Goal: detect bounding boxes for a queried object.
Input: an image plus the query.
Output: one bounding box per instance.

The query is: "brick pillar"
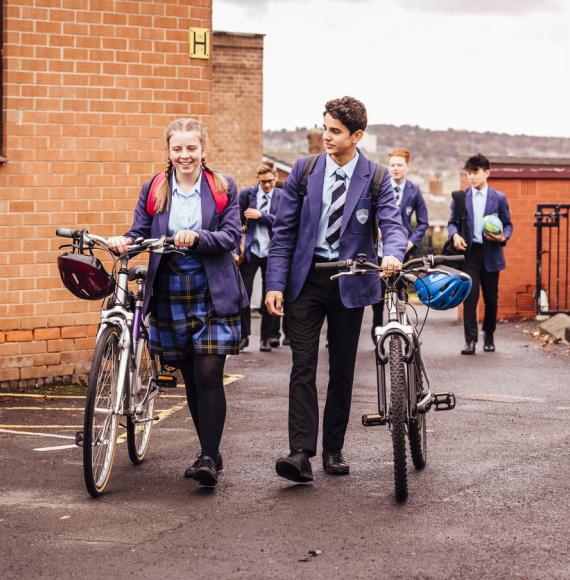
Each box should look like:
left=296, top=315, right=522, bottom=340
left=210, top=32, right=264, bottom=190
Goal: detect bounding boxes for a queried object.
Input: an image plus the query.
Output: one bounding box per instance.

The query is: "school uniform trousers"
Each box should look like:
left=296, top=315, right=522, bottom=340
left=239, top=185, right=283, bottom=341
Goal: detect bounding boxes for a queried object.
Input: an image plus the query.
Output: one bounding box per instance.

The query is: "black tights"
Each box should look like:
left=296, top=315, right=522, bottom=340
left=179, top=354, right=226, bottom=459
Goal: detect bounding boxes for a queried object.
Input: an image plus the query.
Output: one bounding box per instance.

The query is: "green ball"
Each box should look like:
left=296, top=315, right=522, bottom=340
left=483, top=214, right=503, bottom=235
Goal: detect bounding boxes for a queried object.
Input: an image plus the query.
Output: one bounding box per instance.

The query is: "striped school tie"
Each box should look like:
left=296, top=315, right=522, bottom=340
left=325, top=168, right=347, bottom=250
left=258, top=193, right=270, bottom=213
left=394, top=185, right=401, bottom=206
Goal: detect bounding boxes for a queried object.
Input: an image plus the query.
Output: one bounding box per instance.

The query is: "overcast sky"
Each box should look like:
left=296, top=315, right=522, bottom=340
left=213, top=0, right=570, bottom=138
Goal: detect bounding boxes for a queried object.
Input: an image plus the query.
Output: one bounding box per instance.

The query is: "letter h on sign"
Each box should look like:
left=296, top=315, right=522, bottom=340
left=189, top=28, right=210, bottom=60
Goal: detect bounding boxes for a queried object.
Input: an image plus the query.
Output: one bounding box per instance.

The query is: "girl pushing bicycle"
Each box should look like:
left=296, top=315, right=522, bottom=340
left=109, top=118, right=248, bottom=487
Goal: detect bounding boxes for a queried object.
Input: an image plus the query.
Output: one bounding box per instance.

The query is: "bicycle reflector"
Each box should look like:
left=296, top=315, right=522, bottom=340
left=58, top=253, right=115, bottom=300
left=415, top=269, right=472, bottom=310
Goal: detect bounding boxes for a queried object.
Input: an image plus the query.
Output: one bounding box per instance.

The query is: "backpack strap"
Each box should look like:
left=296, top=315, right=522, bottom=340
left=145, top=169, right=229, bottom=218
left=451, top=189, right=467, bottom=238
left=145, top=172, right=166, bottom=218
left=298, top=154, right=319, bottom=199
left=369, top=163, right=387, bottom=248
left=203, top=169, right=230, bottom=215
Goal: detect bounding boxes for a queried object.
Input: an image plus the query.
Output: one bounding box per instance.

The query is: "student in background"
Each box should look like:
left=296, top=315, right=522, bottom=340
left=448, top=153, right=513, bottom=355
left=372, top=148, right=429, bottom=333
left=238, top=161, right=284, bottom=352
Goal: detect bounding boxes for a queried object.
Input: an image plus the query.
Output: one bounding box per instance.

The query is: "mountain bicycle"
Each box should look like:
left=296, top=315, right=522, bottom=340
left=316, top=253, right=468, bottom=501
left=56, top=229, right=179, bottom=498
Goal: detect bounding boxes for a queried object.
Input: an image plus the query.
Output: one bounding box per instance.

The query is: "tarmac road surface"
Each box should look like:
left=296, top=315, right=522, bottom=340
left=1, top=308, right=569, bottom=579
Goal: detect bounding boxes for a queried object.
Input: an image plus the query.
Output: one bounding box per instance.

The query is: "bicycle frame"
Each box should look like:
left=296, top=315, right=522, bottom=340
left=372, top=280, right=430, bottom=424
left=95, top=256, right=157, bottom=419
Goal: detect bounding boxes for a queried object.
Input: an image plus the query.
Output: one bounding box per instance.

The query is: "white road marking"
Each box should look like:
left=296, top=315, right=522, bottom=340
left=459, top=394, right=545, bottom=404
left=0, top=428, right=76, bottom=440
left=2, top=374, right=245, bottom=451
left=1, top=407, right=82, bottom=412
left=34, top=444, right=78, bottom=452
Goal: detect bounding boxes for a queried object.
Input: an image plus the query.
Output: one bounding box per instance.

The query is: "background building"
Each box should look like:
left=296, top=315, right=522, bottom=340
left=0, top=0, right=264, bottom=387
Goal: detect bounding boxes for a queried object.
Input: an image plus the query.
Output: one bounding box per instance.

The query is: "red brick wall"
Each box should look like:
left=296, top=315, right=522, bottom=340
left=490, top=177, right=570, bottom=319
left=0, top=0, right=213, bottom=387
left=210, top=32, right=264, bottom=190
left=458, top=163, right=570, bottom=320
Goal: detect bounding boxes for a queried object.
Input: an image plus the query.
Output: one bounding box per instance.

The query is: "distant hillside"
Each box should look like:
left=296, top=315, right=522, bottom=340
left=264, top=125, right=570, bottom=191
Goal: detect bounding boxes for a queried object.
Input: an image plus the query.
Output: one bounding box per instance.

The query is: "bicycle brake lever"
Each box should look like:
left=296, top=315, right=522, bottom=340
left=330, top=269, right=367, bottom=280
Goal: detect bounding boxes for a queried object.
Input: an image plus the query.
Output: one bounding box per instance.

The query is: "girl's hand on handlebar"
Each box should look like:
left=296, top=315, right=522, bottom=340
left=108, top=236, right=132, bottom=255
left=174, top=230, right=200, bottom=248
left=380, top=255, right=403, bottom=277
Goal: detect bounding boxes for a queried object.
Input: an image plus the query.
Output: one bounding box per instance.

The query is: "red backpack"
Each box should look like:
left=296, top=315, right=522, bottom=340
left=145, top=170, right=229, bottom=218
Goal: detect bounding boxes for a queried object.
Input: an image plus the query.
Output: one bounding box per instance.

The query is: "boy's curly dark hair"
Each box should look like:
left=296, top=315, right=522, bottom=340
left=323, top=96, right=367, bottom=134
left=464, top=153, right=490, bottom=172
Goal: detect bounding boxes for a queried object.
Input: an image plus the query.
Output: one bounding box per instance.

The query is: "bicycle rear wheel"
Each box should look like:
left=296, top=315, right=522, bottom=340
left=83, top=325, right=121, bottom=498
left=409, top=357, right=427, bottom=469
left=389, top=336, right=408, bottom=502
left=126, top=336, right=158, bottom=465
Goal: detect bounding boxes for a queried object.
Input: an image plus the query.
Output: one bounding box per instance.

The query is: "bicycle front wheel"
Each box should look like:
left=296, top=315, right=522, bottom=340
left=408, top=357, right=427, bottom=470
left=83, top=325, right=121, bottom=498
left=389, top=336, right=408, bottom=502
left=126, top=336, right=157, bottom=465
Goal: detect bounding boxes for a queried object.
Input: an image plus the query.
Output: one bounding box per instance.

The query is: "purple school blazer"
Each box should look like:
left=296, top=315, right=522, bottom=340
left=238, top=185, right=282, bottom=263
left=124, top=173, right=249, bottom=317
left=266, top=152, right=408, bottom=308
left=447, top=186, right=513, bottom=273
left=398, top=181, right=429, bottom=248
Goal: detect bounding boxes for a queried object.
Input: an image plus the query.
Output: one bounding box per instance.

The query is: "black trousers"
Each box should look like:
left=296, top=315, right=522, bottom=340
left=239, top=255, right=280, bottom=341
left=463, top=244, right=500, bottom=343
left=286, top=266, right=364, bottom=456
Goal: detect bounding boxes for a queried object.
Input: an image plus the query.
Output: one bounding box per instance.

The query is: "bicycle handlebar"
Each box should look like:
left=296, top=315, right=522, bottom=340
left=314, top=254, right=465, bottom=273
left=56, top=228, right=80, bottom=238
left=56, top=229, right=191, bottom=255
left=314, top=260, right=350, bottom=270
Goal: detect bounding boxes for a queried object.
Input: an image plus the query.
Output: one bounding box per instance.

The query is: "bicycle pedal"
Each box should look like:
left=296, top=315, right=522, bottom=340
left=75, top=431, right=84, bottom=447
left=362, top=413, right=386, bottom=426
left=155, top=374, right=177, bottom=389
left=432, top=392, right=456, bottom=411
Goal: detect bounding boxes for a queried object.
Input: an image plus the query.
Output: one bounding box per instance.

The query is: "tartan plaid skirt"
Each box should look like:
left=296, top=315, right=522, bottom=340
left=149, top=255, right=240, bottom=362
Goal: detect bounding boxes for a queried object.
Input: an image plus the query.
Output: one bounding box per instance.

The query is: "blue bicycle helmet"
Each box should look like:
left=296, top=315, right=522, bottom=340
left=415, top=269, right=472, bottom=310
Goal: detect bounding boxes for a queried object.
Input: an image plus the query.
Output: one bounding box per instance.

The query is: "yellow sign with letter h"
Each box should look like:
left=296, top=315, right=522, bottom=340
left=189, top=28, right=210, bottom=59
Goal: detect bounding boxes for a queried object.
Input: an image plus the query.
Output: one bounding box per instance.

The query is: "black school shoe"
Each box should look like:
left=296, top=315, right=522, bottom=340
left=323, top=450, right=350, bottom=476
left=275, top=449, right=313, bottom=483
left=483, top=333, right=495, bottom=352
left=239, top=337, right=249, bottom=351
left=184, top=452, right=223, bottom=479
left=461, top=341, right=476, bottom=355
left=193, top=456, right=218, bottom=487
left=269, top=336, right=280, bottom=348
left=260, top=340, right=272, bottom=352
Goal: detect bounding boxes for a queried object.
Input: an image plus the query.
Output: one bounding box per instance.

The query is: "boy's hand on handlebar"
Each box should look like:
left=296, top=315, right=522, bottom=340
left=265, top=291, right=285, bottom=317
left=380, top=255, right=403, bottom=277
left=174, top=230, right=199, bottom=248
left=108, top=236, right=132, bottom=254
